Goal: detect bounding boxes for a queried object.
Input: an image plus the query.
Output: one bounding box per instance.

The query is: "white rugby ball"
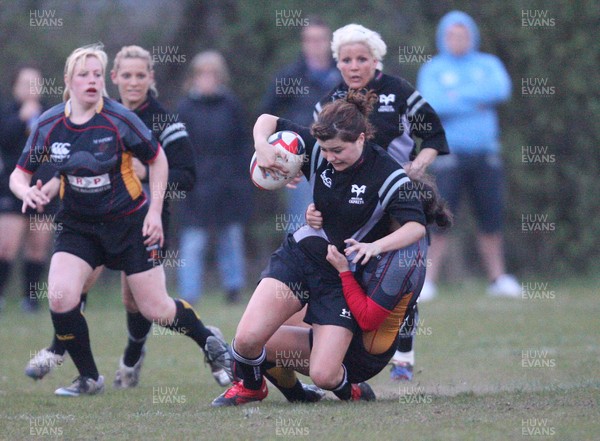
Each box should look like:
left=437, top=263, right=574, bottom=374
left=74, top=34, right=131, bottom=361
left=250, top=130, right=306, bottom=190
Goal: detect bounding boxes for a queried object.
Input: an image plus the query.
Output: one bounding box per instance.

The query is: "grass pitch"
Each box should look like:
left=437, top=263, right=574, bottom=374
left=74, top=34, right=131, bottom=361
left=0, top=275, right=598, bottom=440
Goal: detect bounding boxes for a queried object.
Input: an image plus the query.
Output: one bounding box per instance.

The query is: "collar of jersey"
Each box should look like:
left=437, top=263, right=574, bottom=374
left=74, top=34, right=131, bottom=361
left=118, top=93, right=151, bottom=114
left=364, top=70, right=383, bottom=90
left=64, top=97, right=104, bottom=117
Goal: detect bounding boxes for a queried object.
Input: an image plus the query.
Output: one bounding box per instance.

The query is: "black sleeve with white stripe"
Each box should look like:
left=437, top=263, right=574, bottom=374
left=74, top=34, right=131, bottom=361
left=403, top=81, right=449, bottom=156
left=313, top=85, right=339, bottom=122
left=347, top=165, right=426, bottom=246
left=312, top=100, right=322, bottom=122
left=386, top=179, right=427, bottom=227
left=159, top=121, right=196, bottom=192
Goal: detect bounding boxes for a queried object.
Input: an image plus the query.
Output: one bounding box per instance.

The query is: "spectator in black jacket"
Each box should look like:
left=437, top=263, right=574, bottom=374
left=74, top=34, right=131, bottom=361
left=0, top=64, right=56, bottom=313
left=259, top=17, right=341, bottom=233
left=177, top=50, right=252, bottom=304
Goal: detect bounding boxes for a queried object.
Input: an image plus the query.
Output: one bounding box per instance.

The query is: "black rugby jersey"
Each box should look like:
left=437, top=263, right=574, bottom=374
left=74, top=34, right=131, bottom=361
left=132, top=95, right=195, bottom=225
left=133, top=94, right=195, bottom=192
left=277, top=118, right=425, bottom=253
left=0, top=100, right=55, bottom=194
left=17, top=97, right=160, bottom=221
left=1, top=101, right=34, bottom=185
left=315, top=71, right=449, bottom=164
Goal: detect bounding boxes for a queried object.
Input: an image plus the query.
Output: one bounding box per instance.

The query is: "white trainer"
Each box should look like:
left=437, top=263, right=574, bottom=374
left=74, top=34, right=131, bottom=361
left=55, top=375, right=105, bottom=397
left=205, top=325, right=233, bottom=387
left=418, top=280, right=438, bottom=302
left=113, top=349, right=145, bottom=389
left=488, top=274, right=521, bottom=298
left=25, top=348, right=65, bottom=380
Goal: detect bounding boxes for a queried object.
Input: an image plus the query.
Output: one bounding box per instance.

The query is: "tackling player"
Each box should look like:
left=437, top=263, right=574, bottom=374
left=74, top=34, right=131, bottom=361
left=212, top=91, right=437, bottom=406
left=314, top=24, right=450, bottom=381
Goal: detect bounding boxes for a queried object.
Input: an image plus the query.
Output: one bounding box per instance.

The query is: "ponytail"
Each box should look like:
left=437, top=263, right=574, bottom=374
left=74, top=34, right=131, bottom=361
left=311, top=90, right=377, bottom=142
left=409, top=174, right=453, bottom=228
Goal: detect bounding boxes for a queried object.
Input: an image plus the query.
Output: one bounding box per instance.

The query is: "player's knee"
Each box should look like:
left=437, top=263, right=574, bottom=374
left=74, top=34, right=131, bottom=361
left=0, top=248, right=16, bottom=260
left=310, top=367, right=341, bottom=390
left=233, top=331, right=264, bottom=358
left=47, top=285, right=81, bottom=312
left=121, top=294, right=138, bottom=313
left=121, top=283, right=138, bottom=313
left=24, top=248, right=47, bottom=260
left=136, top=297, right=173, bottom=323
left=136, top=305, right=162, bottom=323
left=81, top=277, right=95, bottom=293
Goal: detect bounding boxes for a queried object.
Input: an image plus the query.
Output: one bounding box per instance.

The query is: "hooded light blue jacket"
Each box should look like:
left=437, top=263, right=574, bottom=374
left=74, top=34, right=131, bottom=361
left=417, top=11, right=511, bottom=154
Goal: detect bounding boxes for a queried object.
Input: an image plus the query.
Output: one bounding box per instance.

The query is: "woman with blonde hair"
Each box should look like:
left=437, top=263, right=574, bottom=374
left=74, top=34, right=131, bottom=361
left=11, top=43, right=230, bottom=396
left=314, top=23, right=450, bottom=381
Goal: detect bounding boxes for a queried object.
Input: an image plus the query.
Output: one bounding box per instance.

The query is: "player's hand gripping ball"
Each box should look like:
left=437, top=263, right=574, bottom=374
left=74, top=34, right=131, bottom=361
left=250, top=130, right=305, bottom=190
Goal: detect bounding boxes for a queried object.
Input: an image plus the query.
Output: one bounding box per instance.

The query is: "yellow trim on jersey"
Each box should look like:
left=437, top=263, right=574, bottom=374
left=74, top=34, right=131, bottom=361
left=121, top=152, right=143, bottom=201
left=60, top=176, right=65, bottom=199
left=64, top=97, right=104, bottom=117
left=362, top=293, right=412, bottom=355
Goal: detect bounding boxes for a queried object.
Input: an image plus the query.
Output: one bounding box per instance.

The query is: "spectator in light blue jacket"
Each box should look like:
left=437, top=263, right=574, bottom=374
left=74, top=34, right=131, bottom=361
left=417, top=10, right=520, bottom=300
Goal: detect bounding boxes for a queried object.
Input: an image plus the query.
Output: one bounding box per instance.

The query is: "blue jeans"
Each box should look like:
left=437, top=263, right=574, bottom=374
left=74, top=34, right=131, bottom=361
left=178, top=223, right=245, bottom=303
left=430, top=152, right=505, bottom=234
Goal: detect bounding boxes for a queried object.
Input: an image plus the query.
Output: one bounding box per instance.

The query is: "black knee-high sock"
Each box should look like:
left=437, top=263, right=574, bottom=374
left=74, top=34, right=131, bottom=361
left=231, top=340, right=265, bottom=390
left=163, top=299, right=213, bottom=349
left=397, top=335, right=413, bottom=352
left=332, top=364, right=352, bottom=400
left=23, top=260, right=45, bottom=303
left=397, top=305, right=417, bottom=353
left=50, top=305, right=99, bottom=380
left=80, top=292, right=88, bottom=312
left=123, top=311, right=152, bottom=367
left=48, top=334, right=66, bottom=356
left=48, top=291, right=89, bottom=356
left=0, top=259, right=13, bottom=298
left=264, top=366, right=307, bottom=402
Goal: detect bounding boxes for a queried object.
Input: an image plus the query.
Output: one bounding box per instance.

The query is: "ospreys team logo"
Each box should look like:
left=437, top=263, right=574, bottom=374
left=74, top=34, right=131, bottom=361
left=349, top=184, right=366, bottom=204
left=378, top=94, right=395, bottom=112
left=351, top=184, right=366, bottom=197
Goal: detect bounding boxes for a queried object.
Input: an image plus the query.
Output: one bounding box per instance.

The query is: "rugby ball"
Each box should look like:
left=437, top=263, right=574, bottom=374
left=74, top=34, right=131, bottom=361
left=250, top=130, right=306, bottom=190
